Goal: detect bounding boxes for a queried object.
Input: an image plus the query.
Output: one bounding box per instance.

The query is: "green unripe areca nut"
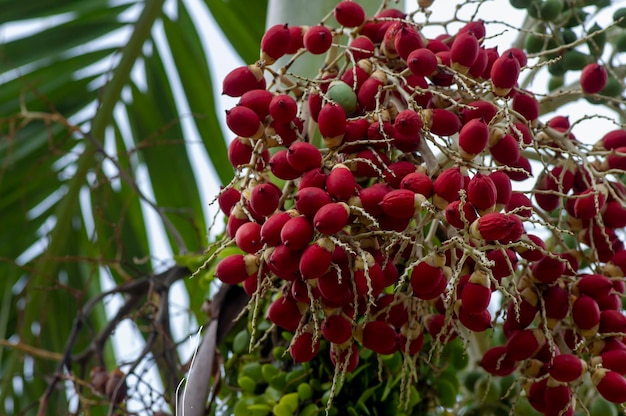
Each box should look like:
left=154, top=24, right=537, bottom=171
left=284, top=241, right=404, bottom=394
left=616, top=32, right=626, bottom=53
left=326, top=80, right=357, bottom=115
left=614, top=8, right=626, bottom=29
left=540, top=0, right=562, bottom=22
left=509, top=0, right=532, bottom=8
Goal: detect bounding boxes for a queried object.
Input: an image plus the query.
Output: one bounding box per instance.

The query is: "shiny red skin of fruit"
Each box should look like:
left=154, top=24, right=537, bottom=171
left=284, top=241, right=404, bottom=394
left=457, top=307, right=492, bottom=332
left=380, top=189, right=417, bottom=219
left=505, top=192, right=533, bottom=218
left=225, top=106, right=261, bottom=138
left=574, top=188, right=606, bottom=220
left=581, top=63, right=608, bottom=94
left=445, top=200, right=478, bottom=229
left=549, top=354, right=585, bottom=382
left=433, top=167, right=464, bottom=205
left=300, top=243, right=333, bottom=280
left=468, top=46, right=488, bottom=78
left=480, top=346, right=517, bottom=376
left=215, top=254, right=250, bottom=285
left=357, top=76, right=385, bottom=111
left=400, top=172, right=433, bottom=198
left=596, top=370, right=626, bottom=403
left=601, top=129, right=626, bottom=150
left=268, top=244, right=303, bottom=280
left=268, top=295, right=302, bottom=331
left=410, top=261, right=444, bottom=295
left=600, top=310, right=626, bottom=334
left=290, top=331, right=320, bottom=363
left=474, top=213, right=524, bottom=243
left=489, top=133, right=520, bottom=165
left=576, top=274, right=613, bottom=299
left=303, top=25, right=333, bottom=55
left=314, top=203, right=349, bottom=235
left=359, top=183, right=391, bottom=217
left=429, top=109, right=461, bottom=136
left=544, top=384, right=573, bottom=416
left=467, top=173, right=497, bottom=211
left=362, top=321, right=398, bottom=354
left=318, top=268, right=352, bottom=305
left=298, top=168, right=327, bottom=190
left=294, top=187, right=332, bottom=218
left=504, top=155, right=533, bottom=181
left=460, top=100, right=497, bottom=124
left=383, top=161, right=416, bottom=189
left=542, top=284, right=569, bottom=321
left=249, top=183, right=281, bottom=217
left=531, top=255, right=565, bottom=284
left=287, top=142, right=322, bottom=173
left=459, top=118, right=489, bottom=156
left=238, top=89, right=273, bottom=119
left=490, top=52, right=520, bottom=95
left=461, top=281, right=491, bottom=314
left=488, top=171, right=512, bottom=206
left=334, top=1, right=365, bottom=28
left=261, top=24, right=291, bottom=62
left=451, top=32, right=479, bottom=70
left=406, top=48, right=437, bottom=76
left=269, top=94, right=297, bottom=123
left=393, top=24, right=424, bottom=61
left=286, top=25, right=304, bottom=54
left=222, top=66, right=262, bottom=97
left=322, top=314, right=353, bottom=344
left=572, top=295, right=601, bottom=330
left=318, top=103, right=347, bottom=139
left=234, top=222, right=262, bottom=254
left=280, top=216, right=314, bottom=250
left=260, top=212, right=292, bottom=247
left=347, top=36, right=375, bottom=61
left=218, top=187, right=241, bottom=216
left=486, top=248, right=518, bottom=281
left=269, top=149, right=301, bottom=180
left=327, top=166, right=357, bottom=200
left=512, top=91, right=539, bottom=122
left=600, top=350, right=626, bottom=375
left=603, top=201, right=626, bottom=228
left=505, top=329, right=543, bottom=361
left=330, top=342, right=359, bottom=372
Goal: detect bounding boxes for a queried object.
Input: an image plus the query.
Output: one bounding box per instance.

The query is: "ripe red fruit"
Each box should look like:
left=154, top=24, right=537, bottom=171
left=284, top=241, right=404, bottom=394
left=573, top=186, right=607, bottom=219
left=596, top=350, right=626, bottom=375
left=581, top=63, right=608, bottom=94
left=480, top=346, right=517, bottom=376
left=410, top=255, right=446, bottom=295
left=300, top=238, right=334, bottom=279
left=290, top=330, right=320, bottom=363
left=598, top=129, right=626, bottom=151
left=383, top=161, right=417, bottom=188
left=593, top=368, right=626, bottom=403
left=267, top=244, right=303, bottom=280
left=303, top=25, right=333, bottom=55
left=280, top=216, right=314, bottom=250
left=318, top=103, right=347, bottom=147
left=287, top=142, right=322, bottom=173
left=225, top=106, right=263, bottom=138
left=330, top=342, right=359, bottom=372
left=393, top=24, right=424, bottom=60
left=260, top=24, right=291, bottom=64
left=425, top=108, right=461, bottom=136
left=269, top=149, right=301, bottom=180
left=467, top=173, right=497, bottom=212
left=433, top=167, right=464, bottom=209
left=506, top=328, right=545, bottom=361
left=542, top=284, right=569, bottom=324
left=298, top=168, right=327, bottom=190
left=347, top=36, right=375, bottom=61
left=549, top=354, right=587, bottom=383
left=470, top=212, right=524, bottom=243
left=461, top=270, right=491, bottom=314
left=269, top=94, right=297, bottom=123
left=512, top=91, right=539, bottom=123
left=361, top=320, right=398, bottom=354
left=490, top=52, right=520, bottom=96
left=238, top=89, right=273, bottom=119
left=456, top=305, right=492, bottom=332
left=451, top=32, right=479, bottom=73
left=406, top=48, right=437, bottom=76
left=268, top=295, right=302, bottom=331
left=544, top=384, right=573, bottom=416
left=400, top=172, right=433, bottom=198
left=572, top=295, right=601, bottom=335
left=286, top=25, right=304, bottom=54
left=326, top=164, right=356, bottom=201
left=249, top=183, right=281, bottom=217
left=318, top=268, right=352, bottom=305
left=234, top=222, right=262, bottom=254
left=357, top=75, right=385, bottom=111
left=599, top=309, right=626, bottom=334
left=575, top=274, right=613, bottom=299
left=603, top=200, right=626, bottom=228
left=260, top=211, right=292, bottom=247
left=505, top=192, right=533, bottom=218
left=489, top=130, right=521, bottom=165
left=380, top=189, right=424, bottom=219
left=294, top=187, right=332, bottom=218
left=531, top=255, right=566, bottom=284
left=486, top=248, right=518, bottom=281
left=215, top=254, right=258, bottom=285
left=222, top=65, right=264, bottom=97
left=445, top=200, right=478, bottom=229
left=458, top=118, right=489, bottom=159
left=322, top=314, right=353, bottom=344
left=314, top=202, right=350, bottom=235
left=218, top=187, right=241, bottom=216
left=334, top=1, right=365, bottom=28
left=489, top=171, right=512, bottom=208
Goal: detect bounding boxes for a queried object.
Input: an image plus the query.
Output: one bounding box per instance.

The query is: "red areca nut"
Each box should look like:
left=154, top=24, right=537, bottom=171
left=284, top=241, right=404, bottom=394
left=222, top=64, right=264, bottom=97
left=318, top=103, right=347, bottom=148
left=393, top=24, right=424, bottom=61
left=592, top=350, right=626, bottom=375
left=592, top=368, right=626, bottom=403
left=379, top=189, right=426, bottom=219
left=321, top=313, right=353, bottom=344
left=400, top=171, right=433, bottom=198
left=360, top=320, right=398, bottom=354
left=334, top=1, right=365, bottom=28
left=445, top=200, right=478, bottom=229
left=326, top=164, right=357, bottom=201
left=433, top=167, right=465, bottom=209
left=225, top=106, right=264, bottom=138
left=347, top=38, right=375, bottom=64
left=238, top=89, right=273, bottom=119
left=280, top=216, right=314, bottom=250
left=490, top=51, right=520, bottom=96
left=467, top=173, right=497, bottom=213
left=505, top=328, right=546, bottom=361
left=549, top=354, right=587, bottom=383
left=461, top=269, right=491, bottom=314
left=290, top=329, right=320, bottom=363
left=287, top=142, right=322, bottom=173
left=358, top=183, right=391, bottom=217
left=480, top=346, right=517, bottom=376
left=455, top=302, right=492, bottom=332
left=458, top=118, right=489, bottom=160
left=581, top=63, right=608, bottom=94
left=234, top=222, right=263, bottom=254
left=406, top=48, right=438, bottom=77
left=450, top=31, right=479, bottom=74
left=260, top=24, right=291, bottom=64
left=300, top=237, right=335, bottom=280
left=572, top=295, right=601, bottom=336
left=573, top=185, right=608, bottom=220
left=488, top=127, right=521, bottom=165
left=512, top=91, right=539, bottom=124
left=506, top=192, right=533, bottom=218
left=469, top=212, right=524, bottom=243
left=314, top=202, right=350, bottom=235
left=303, top=25, right=333, bottom=55
left=260, top=211, right=293, bottom=246
left=595, top=129, right=626, bottom=151
left=268, top=295, right=303, bottom=331
left=294, top=187, right=331, bottom=218
left=423, top=108, right=461, bottom=136
left=215, top=254, right=259, bottom=285
left=269, top=93, right=297, bottom=124
left=410, top=253, right=447, bottom=295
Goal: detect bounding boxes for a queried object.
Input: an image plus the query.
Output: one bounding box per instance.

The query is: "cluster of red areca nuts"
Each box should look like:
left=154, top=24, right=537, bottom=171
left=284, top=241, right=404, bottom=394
left=211, top=0, right=626, bottom=413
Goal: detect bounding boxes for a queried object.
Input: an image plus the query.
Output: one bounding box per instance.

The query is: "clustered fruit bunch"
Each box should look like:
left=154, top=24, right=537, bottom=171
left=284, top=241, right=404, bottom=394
left=208, top=0, right=626, bottom=414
